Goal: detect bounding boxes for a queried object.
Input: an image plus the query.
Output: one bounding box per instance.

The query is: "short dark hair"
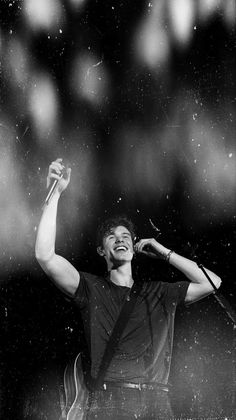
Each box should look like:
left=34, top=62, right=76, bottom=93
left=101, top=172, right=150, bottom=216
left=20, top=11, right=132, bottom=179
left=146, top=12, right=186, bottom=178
left=96, top=215, right=137, bottom=247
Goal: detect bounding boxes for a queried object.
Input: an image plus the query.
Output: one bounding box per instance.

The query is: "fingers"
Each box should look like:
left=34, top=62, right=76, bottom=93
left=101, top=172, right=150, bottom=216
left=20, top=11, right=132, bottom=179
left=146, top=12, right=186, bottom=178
left=49, top=159, right=65, bottom=176
left=64, top=167, right=71, bottom=182
left=134, top=238, right=161, bottom=259
left=46, top=172, right=62, bottom=189
left=134, top=238, right=151, bottom=253
left=47, top=159, right=71, bottom=189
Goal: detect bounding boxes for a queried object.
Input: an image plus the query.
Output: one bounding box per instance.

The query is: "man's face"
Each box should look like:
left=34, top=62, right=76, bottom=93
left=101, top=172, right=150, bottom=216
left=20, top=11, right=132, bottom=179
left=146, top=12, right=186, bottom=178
left=99, top=225, right=134, bottom=267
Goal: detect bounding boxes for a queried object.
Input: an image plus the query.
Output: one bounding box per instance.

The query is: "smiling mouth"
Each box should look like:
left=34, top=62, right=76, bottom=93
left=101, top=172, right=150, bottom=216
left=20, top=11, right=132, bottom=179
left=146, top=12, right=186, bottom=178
left=114, top=246, right=128, bottom=252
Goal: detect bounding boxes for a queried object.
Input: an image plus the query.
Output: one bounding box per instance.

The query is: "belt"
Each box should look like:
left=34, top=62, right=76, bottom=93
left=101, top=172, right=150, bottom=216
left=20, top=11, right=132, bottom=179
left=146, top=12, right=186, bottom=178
left=101, top=381, right=169, bottom=392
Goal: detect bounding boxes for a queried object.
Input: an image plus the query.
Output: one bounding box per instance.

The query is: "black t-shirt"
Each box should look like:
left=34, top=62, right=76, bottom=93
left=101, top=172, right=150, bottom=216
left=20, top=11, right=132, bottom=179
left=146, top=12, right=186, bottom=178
left=73, top=272, right=189, bottom=384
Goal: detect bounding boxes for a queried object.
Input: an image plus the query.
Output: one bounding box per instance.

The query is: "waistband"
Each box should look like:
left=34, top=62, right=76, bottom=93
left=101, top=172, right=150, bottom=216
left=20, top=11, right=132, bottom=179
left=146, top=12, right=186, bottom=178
left=100, top=381, right=169, bottom=392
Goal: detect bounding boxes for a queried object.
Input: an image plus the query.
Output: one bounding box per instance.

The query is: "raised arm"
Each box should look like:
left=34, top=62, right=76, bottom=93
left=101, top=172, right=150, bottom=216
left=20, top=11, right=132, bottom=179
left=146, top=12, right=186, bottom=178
left=35, top=158, right=80, bottom=297
left=135, top=238, right=222, bottom=304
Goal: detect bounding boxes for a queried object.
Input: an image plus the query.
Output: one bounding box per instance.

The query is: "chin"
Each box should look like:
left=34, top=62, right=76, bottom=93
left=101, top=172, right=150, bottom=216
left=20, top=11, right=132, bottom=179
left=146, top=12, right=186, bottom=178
left=116, top=256, right=133, bottom=264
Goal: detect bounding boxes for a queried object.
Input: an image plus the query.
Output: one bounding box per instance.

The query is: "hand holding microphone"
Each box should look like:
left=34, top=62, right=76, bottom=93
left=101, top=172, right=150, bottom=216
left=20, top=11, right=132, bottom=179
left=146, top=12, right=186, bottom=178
left=45, top=158, right=71, bottom=205
left=134, top=238, right=172, bottom=261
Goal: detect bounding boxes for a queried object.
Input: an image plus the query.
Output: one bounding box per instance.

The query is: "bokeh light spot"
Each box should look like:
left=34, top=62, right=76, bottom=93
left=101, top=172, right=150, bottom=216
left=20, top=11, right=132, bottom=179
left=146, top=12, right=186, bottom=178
left=134, top=1, right=170, bottom=69
left=70, top=53, right=110, bottom=107
left=23, top=0, right=63, bottom=32
left=28, top=73, right=59, bottom=142
left=168, top=0, right=195, bottom=46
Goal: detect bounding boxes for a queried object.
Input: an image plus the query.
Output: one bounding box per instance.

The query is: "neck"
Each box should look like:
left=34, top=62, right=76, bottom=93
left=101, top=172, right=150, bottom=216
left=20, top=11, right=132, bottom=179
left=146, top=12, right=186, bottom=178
left=108, top=262, right=133, bottom=288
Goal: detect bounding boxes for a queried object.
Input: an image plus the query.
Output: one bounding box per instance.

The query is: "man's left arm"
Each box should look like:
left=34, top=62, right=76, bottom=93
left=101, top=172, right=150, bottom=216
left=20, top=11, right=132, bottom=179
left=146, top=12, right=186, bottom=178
left=135, top=238, right=222, bottom=304
left=167, top=252, right=221, bottom=304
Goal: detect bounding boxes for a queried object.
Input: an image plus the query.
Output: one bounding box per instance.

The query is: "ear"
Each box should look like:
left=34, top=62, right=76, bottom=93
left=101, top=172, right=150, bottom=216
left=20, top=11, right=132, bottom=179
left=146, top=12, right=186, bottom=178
left=97, top=246, right=105, bottom=257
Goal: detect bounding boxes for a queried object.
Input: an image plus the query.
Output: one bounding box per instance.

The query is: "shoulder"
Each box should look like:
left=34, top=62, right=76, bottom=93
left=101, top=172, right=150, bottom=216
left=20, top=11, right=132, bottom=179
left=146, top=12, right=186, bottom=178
left=73, top=271, right=107, bottom=300
left=79, top=271, right=107, bottom=287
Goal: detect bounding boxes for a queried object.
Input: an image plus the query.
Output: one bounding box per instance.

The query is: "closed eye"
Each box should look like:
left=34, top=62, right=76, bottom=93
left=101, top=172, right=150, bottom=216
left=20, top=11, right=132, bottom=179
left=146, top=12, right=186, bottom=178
left=107, top=235, right=115, bottom=240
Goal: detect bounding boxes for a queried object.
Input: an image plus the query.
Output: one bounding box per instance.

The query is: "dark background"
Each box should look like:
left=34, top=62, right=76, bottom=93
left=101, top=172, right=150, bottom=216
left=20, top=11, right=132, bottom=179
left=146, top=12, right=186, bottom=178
left=0, top=0, right=235, bottom=419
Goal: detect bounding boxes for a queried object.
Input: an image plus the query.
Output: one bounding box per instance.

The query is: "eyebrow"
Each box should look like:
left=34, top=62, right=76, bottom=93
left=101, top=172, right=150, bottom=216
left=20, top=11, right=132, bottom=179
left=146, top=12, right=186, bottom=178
left=106, top=229, right=131, bottom=236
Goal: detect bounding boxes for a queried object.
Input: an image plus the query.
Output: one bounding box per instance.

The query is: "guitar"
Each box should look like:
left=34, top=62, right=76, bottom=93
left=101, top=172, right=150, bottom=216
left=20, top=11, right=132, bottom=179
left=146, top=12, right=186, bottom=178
left=62, top=353, right=89, bottom=420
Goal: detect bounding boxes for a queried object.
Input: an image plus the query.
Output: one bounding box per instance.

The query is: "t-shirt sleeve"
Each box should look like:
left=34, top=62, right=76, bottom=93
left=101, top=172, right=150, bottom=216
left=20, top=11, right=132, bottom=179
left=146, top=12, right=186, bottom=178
left=163, top=280, right=190, bottom=307
left=73, top=271, right=91, bottom=308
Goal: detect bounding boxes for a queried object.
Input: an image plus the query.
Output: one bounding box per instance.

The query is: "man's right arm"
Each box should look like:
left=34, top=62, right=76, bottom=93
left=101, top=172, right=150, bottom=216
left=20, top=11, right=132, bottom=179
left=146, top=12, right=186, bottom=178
left=35, top=159, right=80, bottom=297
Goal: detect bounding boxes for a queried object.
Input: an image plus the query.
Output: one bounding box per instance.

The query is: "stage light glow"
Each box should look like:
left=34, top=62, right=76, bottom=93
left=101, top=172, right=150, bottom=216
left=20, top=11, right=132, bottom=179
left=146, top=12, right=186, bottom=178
left=168, top=0, right=195, bottom=46
left=0, top=28, right=3, bottom=56
left=198, top=0, right=222, bottom=20
left=134, top=20, right=170, bottom=69
left=134, top=0, right=170, bottom=70
left=6, top=37, right=29, bottom=88
left=113, top=92, right=236, bottom=221
left=68, top=0, right=87, bottom=9
left=188, top=120, right=236, bottom=210
left=0, top=121, right=31, bottom=263
left=224, top=0, right=236, bottom=27
left=23, top=0, right=63, bottom=32
left=28, top=73, right=59, bottom=142
left=113, top=126, right=176, bottom=201
left=70, top=53, right=110, bottom=106
left=50, top=129, right=99, bottom=247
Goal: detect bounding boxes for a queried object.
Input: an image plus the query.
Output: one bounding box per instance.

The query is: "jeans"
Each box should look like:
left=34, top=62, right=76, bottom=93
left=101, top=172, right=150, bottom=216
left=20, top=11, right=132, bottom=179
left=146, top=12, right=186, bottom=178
left=86, top=386, right=174, bottom=420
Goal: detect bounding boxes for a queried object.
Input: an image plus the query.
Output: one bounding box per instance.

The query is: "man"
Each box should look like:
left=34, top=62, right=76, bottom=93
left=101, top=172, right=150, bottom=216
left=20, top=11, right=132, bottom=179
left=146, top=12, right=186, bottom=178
left=35, top=158, right=222, bottom=419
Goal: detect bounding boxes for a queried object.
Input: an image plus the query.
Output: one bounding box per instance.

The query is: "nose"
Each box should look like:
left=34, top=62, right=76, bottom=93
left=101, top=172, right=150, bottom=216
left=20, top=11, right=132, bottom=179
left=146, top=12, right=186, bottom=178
left=115, top=235, right=123, bottom=243
left=115, top=237, right=122, bottom=243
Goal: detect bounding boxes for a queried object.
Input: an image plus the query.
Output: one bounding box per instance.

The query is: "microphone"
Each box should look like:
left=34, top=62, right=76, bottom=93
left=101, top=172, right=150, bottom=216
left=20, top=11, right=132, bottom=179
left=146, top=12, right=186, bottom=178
left=44, top=168, right=66, bottom=205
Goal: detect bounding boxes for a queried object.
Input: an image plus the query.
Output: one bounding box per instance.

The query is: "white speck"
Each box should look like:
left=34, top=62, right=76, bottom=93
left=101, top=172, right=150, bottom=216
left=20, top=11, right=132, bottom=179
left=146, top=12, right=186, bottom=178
left=194, top=159, right=197, bottom=163
left=229, top=153, right=233, bottom=158
left=86, top=59, right=103, bottom=78
left=59, top=29, right=62, bottom=33
left=194, top=26, right=197, bottom=30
